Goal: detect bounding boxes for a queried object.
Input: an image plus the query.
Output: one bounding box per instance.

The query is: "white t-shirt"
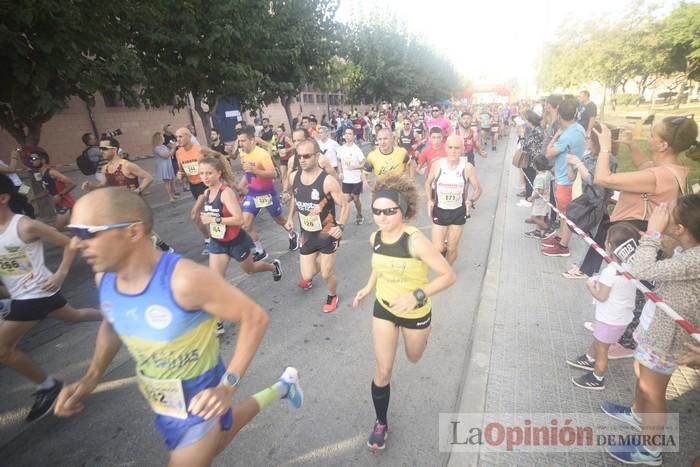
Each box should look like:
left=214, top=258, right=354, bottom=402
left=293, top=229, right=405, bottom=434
left=0, top=161, right=22, bottom=187
left=319, top=138, right=340, bottom=168
left=594, top=263, right=637, bottom=325
left=338, top=144, right=365, bottom=184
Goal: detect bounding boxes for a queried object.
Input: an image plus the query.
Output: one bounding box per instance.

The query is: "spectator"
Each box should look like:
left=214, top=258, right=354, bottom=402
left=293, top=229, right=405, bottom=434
left=209, top=128, right=227, bottom=155
left=603, top=195, right=700, bottom=466
left=566, top=223, right=640, bottom=390
left=524, top=156, right=552, bottom=239
left=81, top=133, right=105, bottom=182
left=152, top=132, right=177, bottom=204
left=542, top=97, right=587, bottom=257
left=518, top=111, right=544, bottom=202
left=1, top=148, right=23, bottom=188
left=578, top=90, right=597, bottom=135
left=162, top=124, right=180, bottom=191
left=261, top=118, right=274, bottom=142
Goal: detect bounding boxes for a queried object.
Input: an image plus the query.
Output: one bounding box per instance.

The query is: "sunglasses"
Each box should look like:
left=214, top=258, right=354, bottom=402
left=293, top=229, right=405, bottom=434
left=67, top=222, right=142, bottom=240
left=669, top=115, right=693, bottom=144
left=372, top=207, right=401, bottom=216
left=432, top=109, right=440, bottom=112
left=99, top=146, right=114, bottom=151
left=297, top=152, right=315, bottom=159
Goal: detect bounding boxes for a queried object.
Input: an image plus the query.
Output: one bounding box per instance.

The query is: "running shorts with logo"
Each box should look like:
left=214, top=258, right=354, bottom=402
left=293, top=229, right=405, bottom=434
left=242, top=191, right=282, bottom=217
left=99, top=252, right=233, bottom=450
left=208, top=230, right=255, bottom=261
left=300, top=233, right=339, bottom=256
left=3, top=292, right=68, bottom=321
left=373, top=299, right=431, bottom=329
left=342, top=182, right=363, bottom=195
left=432, top=205, right=468, bottom=226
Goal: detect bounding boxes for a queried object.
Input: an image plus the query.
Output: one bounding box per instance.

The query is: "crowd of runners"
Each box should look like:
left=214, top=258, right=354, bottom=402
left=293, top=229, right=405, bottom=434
left=1, top=97, right=699, bottom=466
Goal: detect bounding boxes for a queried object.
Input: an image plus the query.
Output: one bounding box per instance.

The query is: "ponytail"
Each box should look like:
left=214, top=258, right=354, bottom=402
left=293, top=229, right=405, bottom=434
left=199, top=149, right=237, bottom=186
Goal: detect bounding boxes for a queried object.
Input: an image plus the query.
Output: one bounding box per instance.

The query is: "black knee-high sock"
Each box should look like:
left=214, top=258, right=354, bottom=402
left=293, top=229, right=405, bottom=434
left=371, top=380, right=390, bottom=425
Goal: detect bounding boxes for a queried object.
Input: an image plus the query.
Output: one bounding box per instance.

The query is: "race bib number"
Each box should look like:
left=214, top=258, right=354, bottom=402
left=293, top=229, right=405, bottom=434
left=438, top=190, right=463, bottom=209
left=491, top=126, right=498, bottom=133
left=209, top=222, right=226, bottom=240
left=298, top=212, right=322, bottom=232
left=182, top=161, right=199, bottom=176
left=0, top=251, right=33, bottom=276
left=254, top=194, right=273, bottom=208
left=137, top=373, right=188, bottom=420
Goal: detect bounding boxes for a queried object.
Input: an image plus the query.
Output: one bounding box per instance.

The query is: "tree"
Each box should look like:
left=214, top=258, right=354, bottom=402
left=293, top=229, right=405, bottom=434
left=658, top=2, right=700, bottom=108
left=0, top=0, right=143, bottom=146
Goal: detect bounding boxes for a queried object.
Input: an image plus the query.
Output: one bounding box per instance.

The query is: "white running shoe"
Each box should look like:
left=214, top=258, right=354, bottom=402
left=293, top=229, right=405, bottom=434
left=280, top=367, right=303, bottom=409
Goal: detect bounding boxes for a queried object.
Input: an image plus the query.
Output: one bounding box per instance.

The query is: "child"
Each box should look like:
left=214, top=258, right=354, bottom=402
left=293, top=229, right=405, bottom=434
left=566, top=222, right=640, bottom=389
left=524, top=156, right=552, bottom=239
left=602, top=195, right=700, bottom=465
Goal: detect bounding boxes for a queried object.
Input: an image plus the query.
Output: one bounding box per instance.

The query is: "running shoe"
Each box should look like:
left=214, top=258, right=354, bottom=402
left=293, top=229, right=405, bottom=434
left=288, top=231, right=299, bottom=251
left=323, top=295, right=339, bottom=313
left=608, top=343, right=635, bottom=360
left=356, top=214, right=365, bottom=225
left=600, top=401, right=642, bottom=431
left=541, top=235, right=561, bottom=247
left=367, top=420, right=388, bottom=450
left=216, top=320, right=225, bottom=336
left=584, top=321, right=595, bottom=332
left=606, top=442, right=662, bottom=466
left=253, top=250, right=269, bottom=262
left=297, top=278, right=313, bottom=291
left=562, top=267, right=587, bottom=279
left=543, top=229, right=558, bottom=239
left=524, top=230, right=545, bottom=239
left=572, top=372, right=605, bottom=390
left=272, top=259, right=282, bottom=282
left=279, top=367, right=303, bottom=409
left=26, top=380, right=63, bottom=422
left=542, top=244, right=570, bottom=257
left=566, top=354, right=595, bottom=371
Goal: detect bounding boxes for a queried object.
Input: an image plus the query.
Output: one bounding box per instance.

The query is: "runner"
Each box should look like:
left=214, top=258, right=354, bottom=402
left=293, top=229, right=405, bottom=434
left=364, top=128, right=413, bottom=182
left=425, top=106, right=452, bottom=136
left=424, top=135, right=482, bottom=265
left=0, top=174, right=102, bottom=422
left=490, top=107, right=500, bottom=151
left=275, top=125, right=293, bottom=192
left=338, top=127, right=369, bottom=225
left=284, top=128, right=338, bottom=183
left=455, top=112, right=485, bottom=166
left=286, top=139, right=349, bottom=312
left=174, top=128, right=210, bottom=256
left=396, top=118, right=420, bottom=166
left=479, top=107, right=492, bottom=150
left=55, top=187, right=303, bottom=466
left=27, top=147, right=76, bottom=231
left=352, top=174, right=456, bottom=450
left=416, top=127, right=447, bottom=176
left=81, top=136, right=153, bottom=195
left=237, top=125, right=299, bottom=261
left=316, top=125, right=340, bottom=174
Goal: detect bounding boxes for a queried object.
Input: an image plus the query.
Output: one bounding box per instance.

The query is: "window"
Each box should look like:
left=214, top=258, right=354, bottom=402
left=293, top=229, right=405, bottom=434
left=316, top=94, right=326, bottom=103
left=329, top=94, right=340, bottom=106
left=102, top=88, right=123, bottom=108
left=302, top=93, right=315, bottom=104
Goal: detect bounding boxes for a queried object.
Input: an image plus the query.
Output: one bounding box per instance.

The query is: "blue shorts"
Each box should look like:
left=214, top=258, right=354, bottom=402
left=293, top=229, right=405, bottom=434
left=207, top=230, right=255, bottom=262
left=155, top=359, right=233, bottom=451
left=241, top=191, right=282, bottom=218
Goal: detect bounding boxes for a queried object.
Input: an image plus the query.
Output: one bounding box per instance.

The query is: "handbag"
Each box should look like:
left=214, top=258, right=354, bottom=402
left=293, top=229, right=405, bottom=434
left=566, top=184, right=605, bottom=233
left=511, top=146, right=528, bottom=168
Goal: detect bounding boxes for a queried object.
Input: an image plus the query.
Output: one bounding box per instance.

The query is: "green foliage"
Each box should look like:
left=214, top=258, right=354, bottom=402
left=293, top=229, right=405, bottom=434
left=615, top=93, right=645, bottom=105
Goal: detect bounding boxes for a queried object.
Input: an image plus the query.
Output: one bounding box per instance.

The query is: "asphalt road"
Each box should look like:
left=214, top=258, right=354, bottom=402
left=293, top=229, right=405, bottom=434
left=0, top=137, right=509, bottom=466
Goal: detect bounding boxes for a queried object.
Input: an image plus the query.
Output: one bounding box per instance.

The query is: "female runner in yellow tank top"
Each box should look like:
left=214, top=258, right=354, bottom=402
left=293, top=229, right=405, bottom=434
left=352, top=174, right=456, bottom=450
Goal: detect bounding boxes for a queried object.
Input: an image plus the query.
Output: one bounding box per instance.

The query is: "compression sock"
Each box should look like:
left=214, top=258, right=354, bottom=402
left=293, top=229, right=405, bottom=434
left=371, top=380, right=390, bottom=425
left=252, top=381, right=287, bottom=410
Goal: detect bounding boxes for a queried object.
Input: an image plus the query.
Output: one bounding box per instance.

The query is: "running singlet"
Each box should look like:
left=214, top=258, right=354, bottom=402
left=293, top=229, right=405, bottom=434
left=38, top=167, right=75, bottom=209
left=371, top=226, right=430, bottom=320
left=0, top=214, right=54, bottom=299
left=480, top=113, right=491, bottom=129
left=276, top=137, right=292, bottom=161
left=105, top=161, right=139, bottom=190
left=398, top=129, right=416, bottom=155
left=240, top=146, right=276, bottom=194
left=458, top=127, right=476, bottom=154
left=203, top=184, right=241, bottom=242
left=293, top=170, right=336, bottom=234
left=364, top=147, right=409, bottom=177
left=99, top=253, right=231, bottom=444
left=434, top=157, right=467, bottom=210
left=175, top=145, right=203, bottom=184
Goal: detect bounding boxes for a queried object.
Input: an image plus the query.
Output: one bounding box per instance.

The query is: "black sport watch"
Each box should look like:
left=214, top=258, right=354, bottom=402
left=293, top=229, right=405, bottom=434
left=413, top=288, right=427, bottom=307
left=215, top=215, right=222, bottom=224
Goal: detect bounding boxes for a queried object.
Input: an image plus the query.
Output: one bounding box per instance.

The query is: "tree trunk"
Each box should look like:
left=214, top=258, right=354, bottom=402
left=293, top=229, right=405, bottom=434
left=281, top=95, right=294, bottom=131
left=192, top=94, right=213, bottom=144
left=84, top=98, right=100, bottom=137
left=674, top=77, right=686, bottom=110
left=600, top=84, right=607, bottom=120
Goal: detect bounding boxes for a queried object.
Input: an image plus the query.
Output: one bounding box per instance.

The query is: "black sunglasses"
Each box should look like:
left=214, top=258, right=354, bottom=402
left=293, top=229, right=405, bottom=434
left=67, top=222, right=142, bottom=240
left=669, top=115, right=693, bottom=145
left=297, top=152, right=315, bottom=159
left=372, top=207, right=401, bottom=216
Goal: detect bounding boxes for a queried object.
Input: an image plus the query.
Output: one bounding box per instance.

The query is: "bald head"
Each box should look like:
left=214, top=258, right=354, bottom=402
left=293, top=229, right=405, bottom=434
left=72, top=187, right=153, bottom=233
left=175, top=127, right=193, bottom=148
left=445, top=135, right=464, bottom=158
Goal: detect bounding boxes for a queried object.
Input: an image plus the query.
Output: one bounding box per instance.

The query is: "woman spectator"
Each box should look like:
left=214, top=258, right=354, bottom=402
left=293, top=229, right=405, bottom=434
left=519, top=111, right=544, bottom=202
left=583, top=118, right=698, bottom=357
left=152, top=132, right=177, bottom=204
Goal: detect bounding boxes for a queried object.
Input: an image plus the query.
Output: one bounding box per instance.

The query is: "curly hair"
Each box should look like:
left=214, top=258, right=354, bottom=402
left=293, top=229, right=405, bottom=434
left=199, top=149, right=236, bottom=186
left=372, top=174, right=419, bottom=220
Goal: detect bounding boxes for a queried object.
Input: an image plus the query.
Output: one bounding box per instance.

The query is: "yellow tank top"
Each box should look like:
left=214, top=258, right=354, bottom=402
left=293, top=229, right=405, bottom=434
left=371, top=226, right=430, bottom=319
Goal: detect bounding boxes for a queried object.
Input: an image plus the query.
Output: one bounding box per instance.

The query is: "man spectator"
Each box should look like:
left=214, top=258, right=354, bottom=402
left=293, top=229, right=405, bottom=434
left=577, top=90, right=597, bottom=134
left=209, top=128, right=227, bottom=155
left=81, top=133, right=105, bottom=182
left=542, top=98, right=587, bottom=257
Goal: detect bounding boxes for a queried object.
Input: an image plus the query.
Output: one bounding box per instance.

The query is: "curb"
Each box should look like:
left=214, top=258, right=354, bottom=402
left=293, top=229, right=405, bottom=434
left=444, top=136, right=511, bottom=467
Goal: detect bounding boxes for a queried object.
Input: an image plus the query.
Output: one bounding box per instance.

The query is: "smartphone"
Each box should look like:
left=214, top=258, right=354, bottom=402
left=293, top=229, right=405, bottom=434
left=611, top=128, right=621, bottom=140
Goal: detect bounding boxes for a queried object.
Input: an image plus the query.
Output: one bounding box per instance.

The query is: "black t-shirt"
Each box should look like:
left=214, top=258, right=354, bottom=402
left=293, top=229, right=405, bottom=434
left=211, top=142, right=227, bottom=155
left=578, top=101, right=597, bottom=131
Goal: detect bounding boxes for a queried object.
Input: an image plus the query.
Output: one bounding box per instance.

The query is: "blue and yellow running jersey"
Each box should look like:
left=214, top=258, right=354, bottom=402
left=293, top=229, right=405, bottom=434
left=99, top=252, right=231, bottom=450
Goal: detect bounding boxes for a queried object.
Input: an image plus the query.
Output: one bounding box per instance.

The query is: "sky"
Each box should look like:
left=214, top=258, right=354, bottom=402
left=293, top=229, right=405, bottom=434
left=336, top=0, right=674, bottom=97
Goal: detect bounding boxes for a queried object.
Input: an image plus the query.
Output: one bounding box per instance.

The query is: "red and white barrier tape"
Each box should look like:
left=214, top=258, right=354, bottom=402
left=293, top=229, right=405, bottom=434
left=520, top=168, right=700, bottom=343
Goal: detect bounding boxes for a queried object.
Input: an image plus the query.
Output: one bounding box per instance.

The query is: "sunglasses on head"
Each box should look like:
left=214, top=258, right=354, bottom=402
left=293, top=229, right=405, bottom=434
left=372, top=207, right=401, bottom=216
left=668, top=115, right=693, bottom=145
left=297, top=152, right=315, bottom=159
left=67, top=222, right=142, bottom=240
left=99, top=146, right=114, bottom=151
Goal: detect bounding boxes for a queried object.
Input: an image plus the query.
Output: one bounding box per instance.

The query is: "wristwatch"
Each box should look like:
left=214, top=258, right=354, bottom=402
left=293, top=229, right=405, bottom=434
left=337, top=224, right=345, bottom=231
left=413, top=288, right=427, bottom=307
left=215, top=215, right=222, bottom=224
left=220, top=371, right=241, bottom=389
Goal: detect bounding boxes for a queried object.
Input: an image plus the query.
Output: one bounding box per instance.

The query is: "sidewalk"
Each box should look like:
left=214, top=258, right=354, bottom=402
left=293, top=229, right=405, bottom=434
left=450, top=159, right=700, bottom=465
